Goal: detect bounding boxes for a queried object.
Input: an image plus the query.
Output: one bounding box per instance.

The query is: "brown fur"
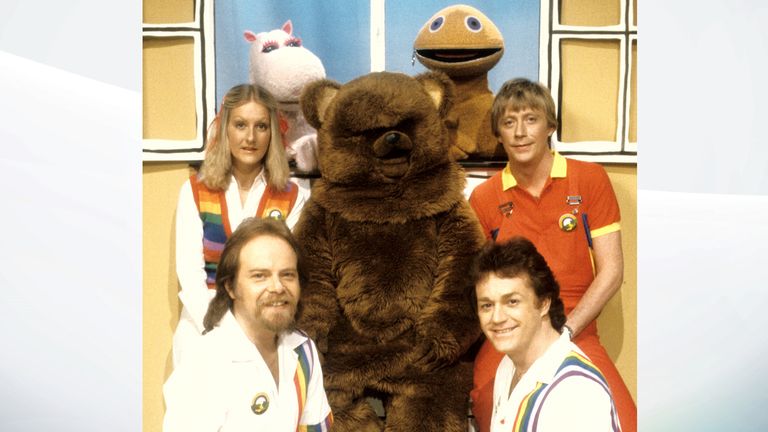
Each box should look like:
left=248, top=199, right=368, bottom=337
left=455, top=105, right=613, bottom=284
left=295, top=71, right=485, bottom=431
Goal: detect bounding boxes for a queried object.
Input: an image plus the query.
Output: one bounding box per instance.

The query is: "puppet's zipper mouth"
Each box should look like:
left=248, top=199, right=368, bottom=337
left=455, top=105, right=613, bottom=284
left=417, top=48, right=501, bottom=63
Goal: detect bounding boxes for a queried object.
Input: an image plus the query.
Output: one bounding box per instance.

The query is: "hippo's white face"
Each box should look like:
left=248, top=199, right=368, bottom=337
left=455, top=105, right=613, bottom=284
left=245, top=20, right=326, bottom=105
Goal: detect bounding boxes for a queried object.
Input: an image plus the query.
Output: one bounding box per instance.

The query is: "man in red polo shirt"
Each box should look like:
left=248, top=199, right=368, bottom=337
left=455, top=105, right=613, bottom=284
left=468, top=78, right=636, bottom=432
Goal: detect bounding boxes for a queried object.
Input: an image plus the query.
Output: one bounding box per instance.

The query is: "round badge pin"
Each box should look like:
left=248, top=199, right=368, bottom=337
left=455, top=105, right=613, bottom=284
left=559, top=213, right=577, bottom=232
left=267, top=208, right=284, bottom=220
left=251, top=393, right=269, bottom=415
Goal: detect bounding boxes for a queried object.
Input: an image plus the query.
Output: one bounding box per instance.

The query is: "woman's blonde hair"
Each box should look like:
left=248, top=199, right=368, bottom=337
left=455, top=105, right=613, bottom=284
left=198, top=84, right=290, bottom=191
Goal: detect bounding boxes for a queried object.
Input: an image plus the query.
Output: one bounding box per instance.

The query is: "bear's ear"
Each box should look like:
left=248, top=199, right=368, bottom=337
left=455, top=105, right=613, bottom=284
left=301, top=79, right=341, bottom=129
left=415, top=71, right=455, bottom=119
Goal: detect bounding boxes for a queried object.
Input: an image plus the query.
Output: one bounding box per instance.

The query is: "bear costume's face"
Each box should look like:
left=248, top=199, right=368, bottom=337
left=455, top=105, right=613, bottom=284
left=301, top=72, right=454, bottom=186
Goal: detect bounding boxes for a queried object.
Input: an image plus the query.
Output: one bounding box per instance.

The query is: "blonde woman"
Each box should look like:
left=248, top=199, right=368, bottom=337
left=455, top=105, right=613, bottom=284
left=173, top=84, right=309, bottom=366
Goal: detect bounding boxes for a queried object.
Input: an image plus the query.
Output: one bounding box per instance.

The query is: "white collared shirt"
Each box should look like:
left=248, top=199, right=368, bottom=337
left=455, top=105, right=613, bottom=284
left=491, top=332, right=619, bottom=432
left=163, top=311, right=331, bottom=432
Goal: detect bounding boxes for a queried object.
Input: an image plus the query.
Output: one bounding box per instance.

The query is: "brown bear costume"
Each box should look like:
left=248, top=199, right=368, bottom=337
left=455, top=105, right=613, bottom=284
left=294, top=71, right=485, bottom=431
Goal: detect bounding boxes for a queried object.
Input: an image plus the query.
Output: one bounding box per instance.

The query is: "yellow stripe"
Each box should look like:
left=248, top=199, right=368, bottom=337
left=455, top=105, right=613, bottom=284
left=569, top=351, right=598, bottom=369
left=513, top=382, right=545, bottom=431
left=550, top=151, right=567, bottom=178
left=502, top=151, right=566, bottom=191
left=198, top=200, right=221, bottom=214
left=502, top=163, right=517, bottom=190
left=591, top=222, right=621, bottom=238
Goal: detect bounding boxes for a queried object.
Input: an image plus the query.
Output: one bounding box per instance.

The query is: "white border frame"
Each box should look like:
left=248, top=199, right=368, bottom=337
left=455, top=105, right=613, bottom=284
left=550, top=33, right=627, bottom=154
left=624, top=33, right=637, bottom=153
left=370, top=0, right=386, bottom=72
left=142, top=0, right=215, bottom=161
left=552, top=0, right=627, bottom=32
left=539, top=0, right=637, bottom=164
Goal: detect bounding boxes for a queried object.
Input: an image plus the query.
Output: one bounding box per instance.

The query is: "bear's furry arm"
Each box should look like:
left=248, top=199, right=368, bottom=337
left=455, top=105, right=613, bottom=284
left=411, top=202, right=485, bottom=370
left=294, top=200, right=340, bottom=353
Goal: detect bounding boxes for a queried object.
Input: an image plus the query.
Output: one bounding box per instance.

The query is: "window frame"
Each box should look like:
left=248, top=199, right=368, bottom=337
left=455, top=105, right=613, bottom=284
left=540, top=0, right=638, bottom=163
left=142, top=0, right=215, bottom=161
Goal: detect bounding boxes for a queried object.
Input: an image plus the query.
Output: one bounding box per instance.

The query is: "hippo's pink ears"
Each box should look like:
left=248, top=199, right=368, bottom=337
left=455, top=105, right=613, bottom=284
left=282, top=20, right=292, bottom=35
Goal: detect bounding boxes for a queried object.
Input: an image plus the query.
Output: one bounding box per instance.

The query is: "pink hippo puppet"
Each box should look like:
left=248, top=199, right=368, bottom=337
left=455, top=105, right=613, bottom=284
left=244, top=20, right=326, bottom=172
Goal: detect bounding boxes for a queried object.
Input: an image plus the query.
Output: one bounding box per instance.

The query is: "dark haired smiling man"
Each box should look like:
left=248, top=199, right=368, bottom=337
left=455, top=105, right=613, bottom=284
left=472, top=238, right=620, bottom=432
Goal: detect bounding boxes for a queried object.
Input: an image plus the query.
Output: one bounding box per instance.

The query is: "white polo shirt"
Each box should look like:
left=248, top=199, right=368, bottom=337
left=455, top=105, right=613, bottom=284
left=491, top=332, right=620, bottom=432
left=163, top=311, right=332, bottom=432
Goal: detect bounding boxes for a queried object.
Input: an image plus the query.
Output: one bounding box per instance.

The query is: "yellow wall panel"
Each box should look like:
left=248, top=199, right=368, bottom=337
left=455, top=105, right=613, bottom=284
left=629, top=41, right=637, bottom=143
left=143, top=38, right=197, bottom=140
left=560, top=0, right=621, bottom=26
left=601, top=164, right=637, bottom=402
left=560, top=39, right=620, bottom=143
left=143, top=0, right=194, bottom=24
left=143, top=163, right=192, bottom=432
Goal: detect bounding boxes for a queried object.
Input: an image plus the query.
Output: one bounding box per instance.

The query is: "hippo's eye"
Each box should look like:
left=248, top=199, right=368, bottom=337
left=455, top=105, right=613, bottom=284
left=262, top=40, right=279, bottom=53
left=285, top=37, right=302, bottom=47
left=429, top=16, right=445, bottom=32
left=465, top=16, right=483, bottom=32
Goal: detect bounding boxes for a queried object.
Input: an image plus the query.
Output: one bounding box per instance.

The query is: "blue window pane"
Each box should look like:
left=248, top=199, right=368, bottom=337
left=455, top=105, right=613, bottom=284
left=215, top=0, right=370, bottom=105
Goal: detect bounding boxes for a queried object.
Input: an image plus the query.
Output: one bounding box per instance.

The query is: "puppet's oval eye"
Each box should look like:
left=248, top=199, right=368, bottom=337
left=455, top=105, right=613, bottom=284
left=262, top=41, right=279, bottom=53
left=285, top=37, right=302, bottom=47
left=429, top=16, right=445, bottom=32
left=465, top=16, right=483, bottom=32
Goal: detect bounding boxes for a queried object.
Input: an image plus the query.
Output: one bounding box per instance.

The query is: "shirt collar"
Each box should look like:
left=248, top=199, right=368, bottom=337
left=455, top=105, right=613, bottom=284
left=216, top=310, right=308, bottom=361
left=217, top=310, right=260, bottom=360
left=227, top=167, right=266, bottom=192
left=523, top=332, right=576, bottom=385
left=501, top=151, right=568, bottom=191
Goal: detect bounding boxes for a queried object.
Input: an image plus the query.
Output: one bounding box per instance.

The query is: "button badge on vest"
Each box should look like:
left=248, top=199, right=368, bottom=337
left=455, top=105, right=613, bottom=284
left=251, top=392, right=270, bottom=415
left=559, top=213, right=577, bottom=232
left=265, top=208, right=285, bottom=220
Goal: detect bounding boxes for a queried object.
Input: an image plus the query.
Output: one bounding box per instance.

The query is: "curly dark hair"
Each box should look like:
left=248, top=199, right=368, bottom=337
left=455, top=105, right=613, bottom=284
left=469, top=237, right=566, bottom=331
left=202, top=217, right=307, bottom=333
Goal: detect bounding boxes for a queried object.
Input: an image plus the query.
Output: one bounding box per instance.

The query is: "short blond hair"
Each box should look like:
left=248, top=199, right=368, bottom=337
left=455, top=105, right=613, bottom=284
left=491, top=78, right=558, bottom=137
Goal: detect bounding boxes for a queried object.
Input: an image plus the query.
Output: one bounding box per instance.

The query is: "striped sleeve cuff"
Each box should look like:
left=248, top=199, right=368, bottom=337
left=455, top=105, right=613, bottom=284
left=590, top=222, right=621, bottom=238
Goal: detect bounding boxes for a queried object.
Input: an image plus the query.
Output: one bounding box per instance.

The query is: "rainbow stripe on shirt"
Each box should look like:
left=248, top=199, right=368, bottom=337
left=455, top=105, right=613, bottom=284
left=191, top=177, right=230, bottom=288
left=294, top=340, right=333, bottom=432
left=297, top=415, right=333, bottom=432
left=510, top=351, right=621, bottom=432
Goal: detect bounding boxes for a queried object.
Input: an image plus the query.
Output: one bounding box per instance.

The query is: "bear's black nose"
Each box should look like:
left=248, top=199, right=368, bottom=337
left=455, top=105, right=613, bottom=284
left=385, top=133, right=400, bottom=145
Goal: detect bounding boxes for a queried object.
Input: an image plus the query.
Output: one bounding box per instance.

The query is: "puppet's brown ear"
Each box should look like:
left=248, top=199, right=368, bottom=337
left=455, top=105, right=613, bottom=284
left=415, top=71, right=455, bottom=119
left=301, top=79, right=341, bottom=129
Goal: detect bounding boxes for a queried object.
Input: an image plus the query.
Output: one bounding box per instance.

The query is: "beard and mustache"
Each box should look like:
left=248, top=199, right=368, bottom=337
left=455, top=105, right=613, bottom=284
left=255, top=294, right=298, bottom=333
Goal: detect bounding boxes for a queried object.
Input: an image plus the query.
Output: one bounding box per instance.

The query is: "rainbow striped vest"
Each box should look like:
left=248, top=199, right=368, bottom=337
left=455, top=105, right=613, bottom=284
left=510, top=351, right=621, bottom=432
left=293, top=337, right=333, bottom=431
left=190, top=175, right=299, bottom=289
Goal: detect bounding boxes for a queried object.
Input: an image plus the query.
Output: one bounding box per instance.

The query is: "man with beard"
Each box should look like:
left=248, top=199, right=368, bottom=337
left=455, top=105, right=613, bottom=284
left=163, top=218, right=333, bottom=432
